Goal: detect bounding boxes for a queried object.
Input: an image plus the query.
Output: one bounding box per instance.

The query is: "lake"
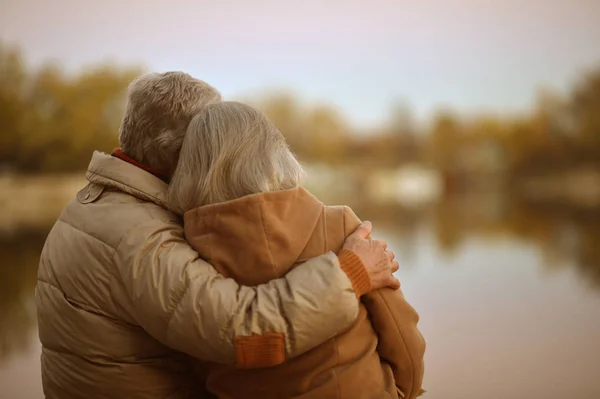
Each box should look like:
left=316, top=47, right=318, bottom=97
left=1, top=188, right=599, bottom=399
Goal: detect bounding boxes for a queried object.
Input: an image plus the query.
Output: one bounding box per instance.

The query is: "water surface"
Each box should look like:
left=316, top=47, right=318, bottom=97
left=1, top=199, right=599, bottom=399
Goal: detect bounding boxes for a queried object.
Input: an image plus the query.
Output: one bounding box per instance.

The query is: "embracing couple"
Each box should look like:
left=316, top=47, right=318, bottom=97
left=35, top=72, right=425, bottom=399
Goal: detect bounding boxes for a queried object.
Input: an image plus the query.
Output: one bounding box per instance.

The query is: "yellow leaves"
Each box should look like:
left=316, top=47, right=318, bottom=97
left=258, top=93, right=349, bottom=164
left=0, top=43, right=143, bottom=172
left=2, top=40, right=599, bottom=174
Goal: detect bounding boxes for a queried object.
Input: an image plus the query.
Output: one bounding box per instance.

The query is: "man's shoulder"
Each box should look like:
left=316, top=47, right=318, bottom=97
left=57, top=185, right=181, bottom=250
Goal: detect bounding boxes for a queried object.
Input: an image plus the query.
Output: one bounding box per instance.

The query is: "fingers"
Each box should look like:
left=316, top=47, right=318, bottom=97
left=387, top=274, right=401, bottom=290
left=350, top=221, right=373, bottom=239
left=390, top=260, right=399, bottom=273
left=385, top=250, right=395, bottom=263
left=374, top=239, right=388, bottom=251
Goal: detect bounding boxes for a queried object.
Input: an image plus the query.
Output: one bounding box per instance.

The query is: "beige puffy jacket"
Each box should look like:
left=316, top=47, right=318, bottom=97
left=184, top=187, right=425, bottom=399
left=35, top=152, right=368, bottom=399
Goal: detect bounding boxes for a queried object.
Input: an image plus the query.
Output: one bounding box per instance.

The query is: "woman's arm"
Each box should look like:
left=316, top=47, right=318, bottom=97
left=341, top=207, right=426, bottom=399
left=362, top=289, right=426, bottom=399
left=112, top=219, right=380, bottom=368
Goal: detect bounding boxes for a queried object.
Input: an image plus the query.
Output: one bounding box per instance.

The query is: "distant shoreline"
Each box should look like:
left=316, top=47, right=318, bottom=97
left=1, top=168, right=598, bottom=233
left=0, top=174, right=87, bottom=232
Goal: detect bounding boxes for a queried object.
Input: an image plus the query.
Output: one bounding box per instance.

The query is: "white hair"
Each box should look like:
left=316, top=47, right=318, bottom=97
left=168, top=101, right=304, bottom=214
left=119, top=71, right=222, bottom=175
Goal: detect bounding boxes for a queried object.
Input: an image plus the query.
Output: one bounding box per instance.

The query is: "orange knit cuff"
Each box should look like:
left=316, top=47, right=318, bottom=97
left=338, top=249, right=371, bottom=298
left=234, top=333, right=285, bottom=369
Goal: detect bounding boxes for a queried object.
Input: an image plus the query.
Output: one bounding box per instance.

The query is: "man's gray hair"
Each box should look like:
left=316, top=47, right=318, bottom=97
left=168, top=101, right=304, bottom=214
left=119, top=71, right=222, bottom=175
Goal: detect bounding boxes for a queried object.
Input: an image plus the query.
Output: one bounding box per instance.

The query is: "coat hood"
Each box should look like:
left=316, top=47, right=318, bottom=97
left=183, top=187, right=325, bottom=286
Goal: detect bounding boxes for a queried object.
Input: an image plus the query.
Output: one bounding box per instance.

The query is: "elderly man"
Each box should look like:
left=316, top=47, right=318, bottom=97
left=35, top=72, right=401, bottom=398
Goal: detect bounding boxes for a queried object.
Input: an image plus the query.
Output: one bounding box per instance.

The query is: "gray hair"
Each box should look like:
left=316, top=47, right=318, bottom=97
left=119, top=71, right=222, bottom=175
left=168, top=101, right=304, bottom=214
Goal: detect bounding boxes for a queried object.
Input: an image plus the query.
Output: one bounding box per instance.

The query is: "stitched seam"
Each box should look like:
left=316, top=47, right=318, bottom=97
left=139, top=200, right=158, bottom=220
left=210, top=212, right=235, bottom=340
left=258, top=202, right=277, bottom=274
left=378, top=291, right=416, bottom=396
left=288, top=205, right=326, bottom=262
left=209, top=210, right=237, bottom=340
left=39, top=247, right=59, bottom=287
left=111, top=221, right=172, bottom=260
left=333, top=337, right=342, bottom=399
left=275, top=280, right=294, bottom=357
left=255, top=202, right=289, bottom=351
left=56, top=219, right=117, bottom=250
left=42, top=220, right=120, bottom=315
left=164, top=262, right=193, bottom=335
left=41, top=345, right=166, bottom=365
left=37, top=280, right=136, bottom=326
left=110, top=219, right=188, bottom=329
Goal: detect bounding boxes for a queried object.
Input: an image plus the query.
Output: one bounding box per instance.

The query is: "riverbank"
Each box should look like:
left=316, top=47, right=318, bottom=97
left=1, top=168, right=598, bottom=232
left=0, top=174, right=87, bottom=232
left=515, top=167, right=600, bottom=209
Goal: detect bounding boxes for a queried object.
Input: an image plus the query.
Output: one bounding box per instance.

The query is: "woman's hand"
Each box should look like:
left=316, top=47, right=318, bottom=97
left=342, top=221, right=400, bottom=291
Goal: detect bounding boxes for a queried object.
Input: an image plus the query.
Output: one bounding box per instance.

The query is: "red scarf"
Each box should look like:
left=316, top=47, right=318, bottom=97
left=111, top=148, right=170, bottom=183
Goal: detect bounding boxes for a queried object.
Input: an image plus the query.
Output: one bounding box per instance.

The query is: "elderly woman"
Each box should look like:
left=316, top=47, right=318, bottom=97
left=168, top=101, right=426, bottom=399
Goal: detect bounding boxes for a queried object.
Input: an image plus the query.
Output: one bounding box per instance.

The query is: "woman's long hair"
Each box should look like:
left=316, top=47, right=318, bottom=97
left=168, top=101, right=304, bottom=214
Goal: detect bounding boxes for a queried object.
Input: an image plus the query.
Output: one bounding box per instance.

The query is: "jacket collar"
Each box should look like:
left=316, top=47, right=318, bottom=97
left=85, top=151, right=170, bottom=209
left=111, top=148, right=170, bottom=183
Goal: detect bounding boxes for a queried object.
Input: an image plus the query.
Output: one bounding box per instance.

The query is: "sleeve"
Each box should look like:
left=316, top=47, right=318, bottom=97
left=112, top=219, right=362, bottom=369
left=341, top=206, right=426, bottom=399
left=362, top=288, right=426, bottom=399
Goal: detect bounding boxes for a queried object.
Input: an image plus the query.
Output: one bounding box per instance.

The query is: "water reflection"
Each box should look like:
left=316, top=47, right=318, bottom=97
left=0, top=196, right=599, bottom=398
left=355, top=192, right=600, bottom=291
left=0, top=230, right=44, bottom=364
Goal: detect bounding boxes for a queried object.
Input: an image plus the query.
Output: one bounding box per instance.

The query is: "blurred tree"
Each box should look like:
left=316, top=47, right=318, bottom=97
left=384, top=101, right=421, bottom=165
left=0, top=43, right=27, bottom=170
left=259, top=93, right=308, bottom=158
left=428, top=110, right=461, bottom=171
left=462, top=116, right=507, bottom=177
left=1, top=42, right=599, bottom=181
left=535, top=88, right=572, bottom=137
left=304, top=104, right=349, bottom=164
left=258, top=94, right=354, bottom=165
left=571, top=67, right=600, bottom=150
left=0, top=43, right=141, bottom=173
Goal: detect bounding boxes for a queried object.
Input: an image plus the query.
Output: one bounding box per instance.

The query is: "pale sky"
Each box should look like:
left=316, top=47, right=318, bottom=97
left=2, top=0, right=600, bottom=126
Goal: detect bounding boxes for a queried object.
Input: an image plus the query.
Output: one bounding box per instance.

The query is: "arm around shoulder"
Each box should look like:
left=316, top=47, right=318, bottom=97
left=112, top=219, right=361, bottom=368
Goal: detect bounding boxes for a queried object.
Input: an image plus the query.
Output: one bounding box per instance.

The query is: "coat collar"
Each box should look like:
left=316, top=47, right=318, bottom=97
left=111, top=148, right=170, bottom=183
left=85, top=151, right=170, bottom=209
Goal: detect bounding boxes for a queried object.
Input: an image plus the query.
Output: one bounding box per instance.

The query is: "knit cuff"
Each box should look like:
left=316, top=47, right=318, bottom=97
left=234, top=333, right=285, bottom=369
left=338, top=249, right=371, bottom=298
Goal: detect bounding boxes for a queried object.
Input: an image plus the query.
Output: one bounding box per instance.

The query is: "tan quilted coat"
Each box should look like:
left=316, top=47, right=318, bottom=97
left=35, top=152, right=369, bottom=399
